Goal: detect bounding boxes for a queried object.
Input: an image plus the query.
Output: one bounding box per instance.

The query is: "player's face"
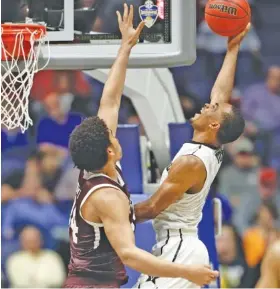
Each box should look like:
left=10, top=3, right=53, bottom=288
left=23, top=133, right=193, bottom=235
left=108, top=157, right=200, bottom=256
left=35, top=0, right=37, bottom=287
left=191, top=102, right=232, bottom=132
left=108, top=130, right=123, bottom=162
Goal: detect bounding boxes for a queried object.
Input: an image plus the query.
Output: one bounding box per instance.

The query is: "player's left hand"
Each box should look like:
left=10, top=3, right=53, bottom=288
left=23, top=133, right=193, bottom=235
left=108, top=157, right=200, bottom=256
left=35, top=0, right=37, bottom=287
left=184, top=264, right=219, bottom=286
left=117, top=4, right=145, bottom=48
left=228, top=23, right=251, bottom=50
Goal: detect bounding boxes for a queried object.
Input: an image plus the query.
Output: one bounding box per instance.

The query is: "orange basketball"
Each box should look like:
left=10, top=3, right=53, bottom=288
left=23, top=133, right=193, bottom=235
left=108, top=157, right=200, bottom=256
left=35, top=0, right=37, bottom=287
left=205, top=0, right=251, bottom=37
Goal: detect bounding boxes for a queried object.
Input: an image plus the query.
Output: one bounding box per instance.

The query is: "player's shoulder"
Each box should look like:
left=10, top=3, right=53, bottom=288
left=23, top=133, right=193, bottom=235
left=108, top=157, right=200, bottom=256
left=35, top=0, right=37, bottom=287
left=87, top=185, right=127, bottom=208
left=171, top=154, right=205, bottom=175
left=180, top=141, right=221, bottom=158
left=88, top=185, right=130, bottom=219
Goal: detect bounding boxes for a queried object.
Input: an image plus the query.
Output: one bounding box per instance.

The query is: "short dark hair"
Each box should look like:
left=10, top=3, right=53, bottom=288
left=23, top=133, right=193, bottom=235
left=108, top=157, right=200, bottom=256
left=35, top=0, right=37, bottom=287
left=217, top=107, right=245, bottom=144
left=69, top=116, right=111, bottom=171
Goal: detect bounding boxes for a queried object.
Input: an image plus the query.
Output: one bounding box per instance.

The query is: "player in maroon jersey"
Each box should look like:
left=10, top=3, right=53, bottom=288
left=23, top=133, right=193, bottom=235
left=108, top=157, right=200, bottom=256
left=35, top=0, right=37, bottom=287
left=64, top=4, right=219, bottom=288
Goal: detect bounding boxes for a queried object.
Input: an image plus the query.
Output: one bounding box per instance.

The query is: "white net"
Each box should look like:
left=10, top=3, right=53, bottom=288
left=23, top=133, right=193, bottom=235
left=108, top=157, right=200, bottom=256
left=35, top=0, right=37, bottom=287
left=1, top=25, right=49, bottom=133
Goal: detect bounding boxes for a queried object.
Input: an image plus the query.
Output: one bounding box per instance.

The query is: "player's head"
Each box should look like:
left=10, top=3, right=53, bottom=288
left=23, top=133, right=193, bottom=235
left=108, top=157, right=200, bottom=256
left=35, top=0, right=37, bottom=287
left=190, top=103, right=245, bottom=145
left=69, top=116, right=122, bottom=172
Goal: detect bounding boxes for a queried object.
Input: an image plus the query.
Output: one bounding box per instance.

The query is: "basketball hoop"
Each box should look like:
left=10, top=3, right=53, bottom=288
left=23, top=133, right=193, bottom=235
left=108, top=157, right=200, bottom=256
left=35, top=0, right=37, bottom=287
left=1, top=23, right=50, bottom=133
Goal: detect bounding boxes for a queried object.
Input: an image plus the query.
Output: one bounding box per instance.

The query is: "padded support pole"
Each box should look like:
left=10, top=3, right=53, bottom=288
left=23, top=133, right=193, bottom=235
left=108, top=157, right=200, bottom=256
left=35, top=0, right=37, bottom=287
left=85, top=68, right=185, bottom=171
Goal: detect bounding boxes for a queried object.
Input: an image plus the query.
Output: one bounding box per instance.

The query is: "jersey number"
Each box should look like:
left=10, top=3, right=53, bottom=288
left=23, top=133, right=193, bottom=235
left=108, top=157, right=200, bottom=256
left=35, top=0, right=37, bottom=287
left=70, top=206, right=78, bottom=244
left=70, top=186, right=82, bottom=244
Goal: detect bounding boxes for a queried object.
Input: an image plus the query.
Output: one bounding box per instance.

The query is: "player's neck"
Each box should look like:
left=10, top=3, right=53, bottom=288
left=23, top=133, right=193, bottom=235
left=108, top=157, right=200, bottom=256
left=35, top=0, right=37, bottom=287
left=101, top=162, right=118, bottom=182
left=192, top=131, right=220, bottom=148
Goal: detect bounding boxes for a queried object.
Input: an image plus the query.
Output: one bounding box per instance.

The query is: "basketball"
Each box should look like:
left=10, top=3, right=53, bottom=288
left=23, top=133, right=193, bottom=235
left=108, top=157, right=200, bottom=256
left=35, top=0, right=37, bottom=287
left=205, top=0, right=251, bottom=37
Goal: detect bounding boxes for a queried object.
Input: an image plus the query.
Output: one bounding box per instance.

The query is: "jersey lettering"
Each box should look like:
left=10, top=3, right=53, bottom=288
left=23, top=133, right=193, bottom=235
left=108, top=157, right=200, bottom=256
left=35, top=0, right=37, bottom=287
left=215, top=148, right=224, bottom=163
left=70, top=204, right=78, bottom=244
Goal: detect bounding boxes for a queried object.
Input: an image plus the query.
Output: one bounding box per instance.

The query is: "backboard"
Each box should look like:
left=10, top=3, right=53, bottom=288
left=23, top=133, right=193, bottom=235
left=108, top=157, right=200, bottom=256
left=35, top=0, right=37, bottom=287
left=1, top=0, right=197, bottom=69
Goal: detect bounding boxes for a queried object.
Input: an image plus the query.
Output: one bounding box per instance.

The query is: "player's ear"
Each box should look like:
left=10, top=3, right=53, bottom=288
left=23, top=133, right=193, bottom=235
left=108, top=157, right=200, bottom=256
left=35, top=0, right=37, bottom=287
left=209, top=121, right=220, bottom=131
left=107, top=145, right=115, bottom=157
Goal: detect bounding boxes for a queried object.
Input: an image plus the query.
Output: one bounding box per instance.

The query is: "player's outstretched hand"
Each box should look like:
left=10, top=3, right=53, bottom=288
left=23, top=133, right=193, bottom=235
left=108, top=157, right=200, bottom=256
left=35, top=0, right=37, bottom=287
left=117, top=4, right=145, bottom=48
left=228, top=23, right=251, bottom=51
left=185, top=264, right=219, bottom=287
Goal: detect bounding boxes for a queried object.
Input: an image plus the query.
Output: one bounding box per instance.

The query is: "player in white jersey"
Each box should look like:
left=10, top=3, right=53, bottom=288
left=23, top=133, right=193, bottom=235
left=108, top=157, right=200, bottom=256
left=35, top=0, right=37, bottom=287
left=134, top=24, right=251, bottom=289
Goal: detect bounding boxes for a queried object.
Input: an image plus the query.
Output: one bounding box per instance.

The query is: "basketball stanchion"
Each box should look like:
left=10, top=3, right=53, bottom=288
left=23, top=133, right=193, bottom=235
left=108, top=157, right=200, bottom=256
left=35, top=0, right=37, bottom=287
left=1, top=23, right=50, bottom=133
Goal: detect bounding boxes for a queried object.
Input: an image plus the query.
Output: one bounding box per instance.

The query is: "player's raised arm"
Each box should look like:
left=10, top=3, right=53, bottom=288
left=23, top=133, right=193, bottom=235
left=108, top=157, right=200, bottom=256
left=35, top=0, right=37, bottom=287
left=210, top=24, right=251, bottom=105
left=135, top=155, right=206, bottom=222
left=98, top=4, right=145, bottom=135
left=89, top=187, right=218, bottom=287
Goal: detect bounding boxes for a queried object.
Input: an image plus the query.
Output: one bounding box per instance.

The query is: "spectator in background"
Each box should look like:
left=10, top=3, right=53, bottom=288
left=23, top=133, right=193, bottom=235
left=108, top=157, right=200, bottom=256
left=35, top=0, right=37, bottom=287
left=6, top=226, right=65, bottom=288
left=243, top=200, right=279, bottom=268
left=30, top=70, right=91, bottom=132
left=31, top=71, right=91, bottom=104
left=1, top=127, right=29, bottom=153
left=2, top=194, right=67, bottom=246
left=216, top=223, right=248, bottom=288
left=241, top=66, right=280, bottom=132
left=233, top=166, right=280, bottom=236
left=239, top=228, right=280, bottom=288
left=258, top=167, right=279, bottom=200
left=2, top=152, right=54, bottom=203
left=33, top=150, right=64, bottom=193
left=1, top=154, right=68, bottom=254
left=1, top=170, right=25, bottom=203
left=218, top=137, right=259, bottom=209
left=34, top=87, right=82, bottom=195
left=36, top=95, right=82, bottom=151
left=54, top=163, right=79, bottom=200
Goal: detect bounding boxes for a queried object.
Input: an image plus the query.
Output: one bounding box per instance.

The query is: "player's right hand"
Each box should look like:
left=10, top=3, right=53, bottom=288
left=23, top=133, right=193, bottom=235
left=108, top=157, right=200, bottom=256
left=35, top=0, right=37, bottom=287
left=184, top=264, right=219, bottom=287
left=117, top=4, right=145, bottom=48
left=228, top=23, right=251, bottom=50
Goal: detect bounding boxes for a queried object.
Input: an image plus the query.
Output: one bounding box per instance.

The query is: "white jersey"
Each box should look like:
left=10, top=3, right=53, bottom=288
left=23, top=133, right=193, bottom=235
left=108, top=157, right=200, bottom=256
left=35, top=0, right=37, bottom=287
left=153, top=141, right=224, bottom=234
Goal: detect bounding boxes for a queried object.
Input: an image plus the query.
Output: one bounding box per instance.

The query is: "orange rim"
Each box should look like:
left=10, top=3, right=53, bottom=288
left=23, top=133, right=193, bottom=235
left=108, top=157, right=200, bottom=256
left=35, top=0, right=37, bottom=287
left=1, top=23, right=47, bottom=40
left=1, top=23, right=47, bottom=61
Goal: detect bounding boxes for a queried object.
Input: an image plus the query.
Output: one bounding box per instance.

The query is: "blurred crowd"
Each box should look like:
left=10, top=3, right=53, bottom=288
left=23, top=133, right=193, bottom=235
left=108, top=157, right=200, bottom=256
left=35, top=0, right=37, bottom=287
left=1, top=0, right=280, bottom=288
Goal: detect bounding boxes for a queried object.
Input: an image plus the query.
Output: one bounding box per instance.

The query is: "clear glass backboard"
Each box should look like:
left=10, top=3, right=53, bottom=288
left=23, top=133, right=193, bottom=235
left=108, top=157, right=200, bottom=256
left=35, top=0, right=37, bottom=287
left=1, top=0, right=197, bottom=69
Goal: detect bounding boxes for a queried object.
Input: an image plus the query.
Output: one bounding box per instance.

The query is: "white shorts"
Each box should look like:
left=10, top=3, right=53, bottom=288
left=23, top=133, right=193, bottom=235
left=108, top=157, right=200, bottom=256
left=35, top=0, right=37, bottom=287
left=134, top=229, right=209, bottom=289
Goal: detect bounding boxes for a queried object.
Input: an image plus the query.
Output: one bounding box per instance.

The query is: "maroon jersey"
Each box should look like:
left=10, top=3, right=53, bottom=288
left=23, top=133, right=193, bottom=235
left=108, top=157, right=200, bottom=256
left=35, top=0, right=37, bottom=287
left=67, top=165, right=135, bottom=286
